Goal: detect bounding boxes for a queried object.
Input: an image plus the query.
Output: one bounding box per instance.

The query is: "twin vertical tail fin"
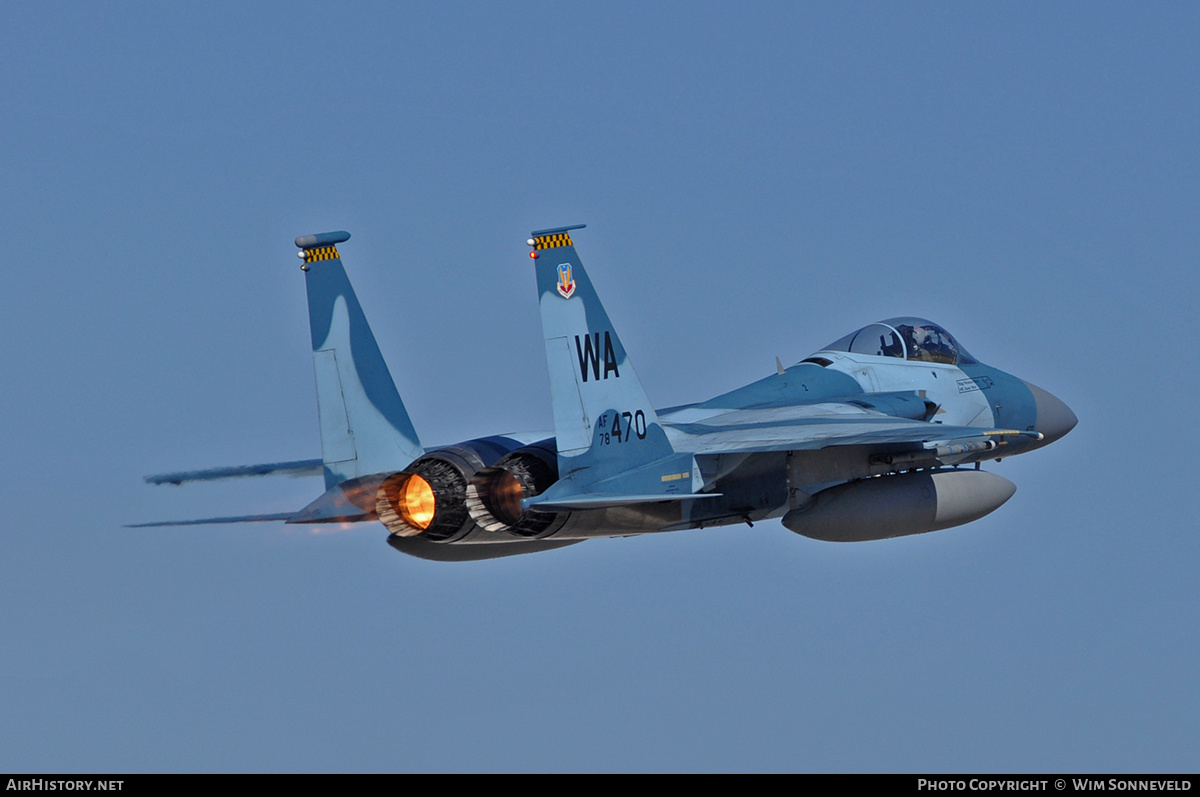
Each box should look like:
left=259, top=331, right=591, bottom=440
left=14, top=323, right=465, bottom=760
left=528, top=226, right=693, bottom=500
left=297, top=232, right=423, bottom=488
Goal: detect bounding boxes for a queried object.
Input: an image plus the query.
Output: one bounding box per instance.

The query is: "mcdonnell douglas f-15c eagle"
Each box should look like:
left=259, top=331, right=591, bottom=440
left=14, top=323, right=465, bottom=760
left=137, top=226, right=1077, bottom=561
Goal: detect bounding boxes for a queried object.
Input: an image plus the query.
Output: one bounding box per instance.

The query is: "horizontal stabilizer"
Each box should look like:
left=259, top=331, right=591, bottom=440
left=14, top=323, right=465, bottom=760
left=145, top=459, right=324, bottom=485
left=126, top=512, right=297, bottom=528
left=286, top=475, right=382, bottom=524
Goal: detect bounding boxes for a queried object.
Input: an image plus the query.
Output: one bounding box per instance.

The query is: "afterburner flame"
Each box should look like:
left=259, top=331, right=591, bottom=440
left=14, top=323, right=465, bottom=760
left=488, top=471, right=525, bottom=526
left=401, top=474, right=436, bottom=530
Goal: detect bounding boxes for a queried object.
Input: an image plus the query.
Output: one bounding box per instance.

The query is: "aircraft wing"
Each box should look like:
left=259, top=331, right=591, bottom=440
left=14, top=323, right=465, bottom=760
left=518, top=412, right=1023, bottom=515
left=662, top=403, right=1036, bottom=455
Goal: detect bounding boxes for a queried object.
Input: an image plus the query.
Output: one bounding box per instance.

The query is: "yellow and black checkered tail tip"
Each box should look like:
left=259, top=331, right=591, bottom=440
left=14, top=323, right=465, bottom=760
left=528, top=223, right=586, bottom=250
left=295, top=230, right=351, bottom=266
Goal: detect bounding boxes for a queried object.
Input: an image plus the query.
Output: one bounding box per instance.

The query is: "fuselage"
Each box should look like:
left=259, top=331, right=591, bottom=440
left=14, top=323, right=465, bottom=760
left=425, top=319, right=1074, bottom=544
left=143, top=233, right=1078, bottom=562
left=532, top=318, right=1075, bottom=539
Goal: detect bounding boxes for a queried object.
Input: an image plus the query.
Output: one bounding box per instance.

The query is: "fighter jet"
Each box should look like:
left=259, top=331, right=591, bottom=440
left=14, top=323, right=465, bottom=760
left=137, top=226, right=1076, bottom=561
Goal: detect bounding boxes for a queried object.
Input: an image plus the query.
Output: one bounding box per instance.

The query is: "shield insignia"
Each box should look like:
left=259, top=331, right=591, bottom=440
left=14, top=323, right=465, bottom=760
left=557, top=263, right=576, bottom=299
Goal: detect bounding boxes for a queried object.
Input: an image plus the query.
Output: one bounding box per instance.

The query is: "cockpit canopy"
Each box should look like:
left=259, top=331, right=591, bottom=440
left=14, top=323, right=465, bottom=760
left=819, top=317, right=977, bottom=366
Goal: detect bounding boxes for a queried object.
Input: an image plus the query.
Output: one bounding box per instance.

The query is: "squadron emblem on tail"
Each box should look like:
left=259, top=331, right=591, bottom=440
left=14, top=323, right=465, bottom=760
left=556, top=263, right=576, bottom=299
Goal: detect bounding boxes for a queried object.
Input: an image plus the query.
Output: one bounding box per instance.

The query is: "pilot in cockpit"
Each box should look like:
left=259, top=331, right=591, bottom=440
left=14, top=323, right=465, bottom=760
left=879, top=330, right=904, bottom=358
left=898, top=323, right=956, bottom=364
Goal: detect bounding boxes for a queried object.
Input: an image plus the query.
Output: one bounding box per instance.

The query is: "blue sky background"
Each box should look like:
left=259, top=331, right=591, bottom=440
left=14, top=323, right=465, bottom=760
left=2, top=2, right=1197, bottom=773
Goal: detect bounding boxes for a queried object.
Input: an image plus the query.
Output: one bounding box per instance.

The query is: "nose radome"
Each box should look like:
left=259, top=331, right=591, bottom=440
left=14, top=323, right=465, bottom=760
left=1023, top=381, right=1077, bottom=445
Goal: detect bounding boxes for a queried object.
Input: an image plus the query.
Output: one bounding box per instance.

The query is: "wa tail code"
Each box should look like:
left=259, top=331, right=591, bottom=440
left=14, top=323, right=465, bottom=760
left=575, top=331, right=620, bottom=382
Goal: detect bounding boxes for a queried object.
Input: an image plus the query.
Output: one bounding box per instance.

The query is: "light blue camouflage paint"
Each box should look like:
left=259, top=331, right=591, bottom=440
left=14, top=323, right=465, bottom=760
left=300, top=233, right=423, bottom=488
left=138, top=226, right=1076, bottom=560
